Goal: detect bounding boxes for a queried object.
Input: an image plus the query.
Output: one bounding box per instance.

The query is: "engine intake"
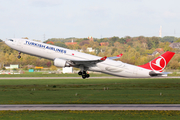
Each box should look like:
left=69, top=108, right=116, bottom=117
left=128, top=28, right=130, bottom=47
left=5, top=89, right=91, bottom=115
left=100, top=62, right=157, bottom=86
left=54, top=58, right=70, bottom=67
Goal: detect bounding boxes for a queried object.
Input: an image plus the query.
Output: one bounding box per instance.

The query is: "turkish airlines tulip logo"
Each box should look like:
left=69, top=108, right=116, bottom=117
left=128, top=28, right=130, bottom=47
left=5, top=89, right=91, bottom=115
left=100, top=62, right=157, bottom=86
left=150, top=56, right=166, bottom=71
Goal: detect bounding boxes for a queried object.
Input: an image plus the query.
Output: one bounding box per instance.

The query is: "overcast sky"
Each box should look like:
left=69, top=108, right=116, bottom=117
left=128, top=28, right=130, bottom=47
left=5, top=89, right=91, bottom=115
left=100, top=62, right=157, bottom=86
left=1, top=0, right=180, bottom=41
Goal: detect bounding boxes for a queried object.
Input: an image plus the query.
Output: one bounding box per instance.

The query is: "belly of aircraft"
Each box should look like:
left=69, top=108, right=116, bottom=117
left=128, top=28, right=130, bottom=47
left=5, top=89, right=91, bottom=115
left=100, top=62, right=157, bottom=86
left=95, top=63, right=150, bottom=78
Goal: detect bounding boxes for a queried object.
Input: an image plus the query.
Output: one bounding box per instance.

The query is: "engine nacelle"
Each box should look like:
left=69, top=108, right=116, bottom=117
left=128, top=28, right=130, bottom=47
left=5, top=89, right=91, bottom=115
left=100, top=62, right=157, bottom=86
left=54, top=58, right=70, bottom=67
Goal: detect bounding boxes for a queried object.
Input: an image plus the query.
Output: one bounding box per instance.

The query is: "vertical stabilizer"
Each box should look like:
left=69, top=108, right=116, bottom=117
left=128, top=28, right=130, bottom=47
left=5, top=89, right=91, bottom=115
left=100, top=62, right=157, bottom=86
left=139, top=51, right=175, bottom=72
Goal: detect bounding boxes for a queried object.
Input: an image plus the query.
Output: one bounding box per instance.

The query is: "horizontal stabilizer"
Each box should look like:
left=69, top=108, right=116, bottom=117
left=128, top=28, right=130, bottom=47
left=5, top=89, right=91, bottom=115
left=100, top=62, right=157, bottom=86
left=149, top=71, right=171, bottom=77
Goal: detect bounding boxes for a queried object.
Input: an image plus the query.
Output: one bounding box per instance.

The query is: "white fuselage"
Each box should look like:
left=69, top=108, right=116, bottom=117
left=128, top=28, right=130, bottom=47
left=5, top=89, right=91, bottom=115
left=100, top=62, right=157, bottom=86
left=5, top=38, right=151, bottom=77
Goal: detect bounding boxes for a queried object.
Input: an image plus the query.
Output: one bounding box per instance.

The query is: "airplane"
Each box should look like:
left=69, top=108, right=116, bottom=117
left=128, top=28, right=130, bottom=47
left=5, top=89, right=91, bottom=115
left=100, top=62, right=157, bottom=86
left=5, top=38, right=175, bottom=79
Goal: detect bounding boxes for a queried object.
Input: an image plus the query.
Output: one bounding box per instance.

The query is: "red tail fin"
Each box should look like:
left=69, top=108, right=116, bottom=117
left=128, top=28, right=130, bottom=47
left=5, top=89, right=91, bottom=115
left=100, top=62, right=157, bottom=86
left=139, top=51, right=175, bottom=72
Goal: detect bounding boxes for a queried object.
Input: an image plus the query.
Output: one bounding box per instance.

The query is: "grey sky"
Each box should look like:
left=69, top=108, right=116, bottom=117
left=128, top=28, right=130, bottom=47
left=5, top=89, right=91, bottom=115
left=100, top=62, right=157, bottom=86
left=0, top=0, right=180, bottom=41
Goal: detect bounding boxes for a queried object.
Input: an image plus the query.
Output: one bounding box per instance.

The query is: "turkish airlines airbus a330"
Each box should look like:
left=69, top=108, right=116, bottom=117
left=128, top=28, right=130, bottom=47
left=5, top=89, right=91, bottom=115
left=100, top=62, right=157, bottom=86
left=5, top=38, right=175, bottom=79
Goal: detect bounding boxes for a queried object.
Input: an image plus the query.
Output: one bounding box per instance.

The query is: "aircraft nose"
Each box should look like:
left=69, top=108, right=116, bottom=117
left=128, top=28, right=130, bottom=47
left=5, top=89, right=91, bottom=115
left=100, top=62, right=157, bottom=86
left=5, top=39, right=13, bottom=46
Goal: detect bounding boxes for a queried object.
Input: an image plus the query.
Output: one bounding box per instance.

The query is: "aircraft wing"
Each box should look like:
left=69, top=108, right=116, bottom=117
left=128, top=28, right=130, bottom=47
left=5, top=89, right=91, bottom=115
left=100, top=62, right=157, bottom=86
left=107, top=53, right=123, bottom=60
left=68, top=56, right=107, bottom=66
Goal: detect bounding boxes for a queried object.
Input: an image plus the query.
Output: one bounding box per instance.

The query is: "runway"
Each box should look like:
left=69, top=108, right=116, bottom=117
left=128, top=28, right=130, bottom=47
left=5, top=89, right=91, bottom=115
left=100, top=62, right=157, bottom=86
left=0, top=77, right=120, bottom=79
left=0, top=104, right=180, bottom=110
left=0, top=76, right=180, bottom=79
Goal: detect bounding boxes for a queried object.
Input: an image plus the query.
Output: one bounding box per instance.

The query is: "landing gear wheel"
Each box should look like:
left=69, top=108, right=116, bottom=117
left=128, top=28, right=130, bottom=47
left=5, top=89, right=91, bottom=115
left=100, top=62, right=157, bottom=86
left=82, top=74, right=86, bottom=79
left=82, top=71, right=87, bottom=79
left=86, top=74, right=90, bottom=78
left=78, top=71, right=82, bottom=75
left=18, top=52, right=21, bottom=59
left=81, top=71, right=90, bottom=79
left=17, top=55, right=21, bottom=59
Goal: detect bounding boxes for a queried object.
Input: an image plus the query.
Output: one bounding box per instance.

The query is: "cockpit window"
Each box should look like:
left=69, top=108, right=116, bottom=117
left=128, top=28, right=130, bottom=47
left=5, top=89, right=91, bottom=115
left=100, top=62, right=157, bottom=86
left=9, top=39, right=13, bottom=42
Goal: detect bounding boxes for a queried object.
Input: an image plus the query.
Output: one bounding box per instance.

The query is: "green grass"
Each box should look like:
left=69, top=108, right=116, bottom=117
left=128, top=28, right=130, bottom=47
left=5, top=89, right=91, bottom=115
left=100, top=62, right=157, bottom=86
left=0, top=72, right=111, bottom=77
left=0, top=78, right=180, bottom=104
left=0, top=110, right=180, bottom=120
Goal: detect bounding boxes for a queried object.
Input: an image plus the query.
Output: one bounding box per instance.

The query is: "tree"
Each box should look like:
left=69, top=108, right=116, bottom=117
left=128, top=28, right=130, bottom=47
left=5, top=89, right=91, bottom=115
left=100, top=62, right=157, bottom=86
left=118, top=37, right=126, bottom=44
left=174, top=38, right=180, bottom=43
left=114, top=42, right=121, bottom=48
left=50, top=65, right=57, bottom=71
left=146, top=38, right=153, bottom=49
left=163, top=42, right=171, bottom=51
left=79, top=40, right=90, bottom=46
left=109, top=36, right=119, bottom=46
left=151, top=37, right=159, bottom=48
left=111, top=48, right=117, bottom=55
left=168, top=61, right=179, bottom=69
left=161, top=36, right=177, bottom=42
left=55, top=41, right=67, bottom=48
left=46, top=61, right=51, bottom=67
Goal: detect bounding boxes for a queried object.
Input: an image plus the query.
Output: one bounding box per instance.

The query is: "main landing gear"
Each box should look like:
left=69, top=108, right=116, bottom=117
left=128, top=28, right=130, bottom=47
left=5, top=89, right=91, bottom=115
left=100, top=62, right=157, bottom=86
left=17, top=52, right=21, bottom=59
left=78, top=71, right=90, bottom=79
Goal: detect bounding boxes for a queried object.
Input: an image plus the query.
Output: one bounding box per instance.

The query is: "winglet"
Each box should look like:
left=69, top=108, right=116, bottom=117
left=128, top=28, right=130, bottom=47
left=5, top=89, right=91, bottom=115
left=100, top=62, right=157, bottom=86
left=100, top=56, right=107, bottom=61
left=116, top=53, right=123, bottom=57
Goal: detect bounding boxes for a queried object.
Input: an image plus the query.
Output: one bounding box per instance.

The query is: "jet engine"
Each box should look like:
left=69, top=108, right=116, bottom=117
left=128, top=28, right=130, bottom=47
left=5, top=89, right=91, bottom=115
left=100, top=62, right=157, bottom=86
left=54, top=58, right=70, bottom=67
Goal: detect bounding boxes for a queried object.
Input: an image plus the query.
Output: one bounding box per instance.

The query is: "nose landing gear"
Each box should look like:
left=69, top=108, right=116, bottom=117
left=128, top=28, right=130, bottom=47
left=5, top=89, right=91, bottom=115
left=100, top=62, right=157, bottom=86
left=17, top=52, right=21, bottom=59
